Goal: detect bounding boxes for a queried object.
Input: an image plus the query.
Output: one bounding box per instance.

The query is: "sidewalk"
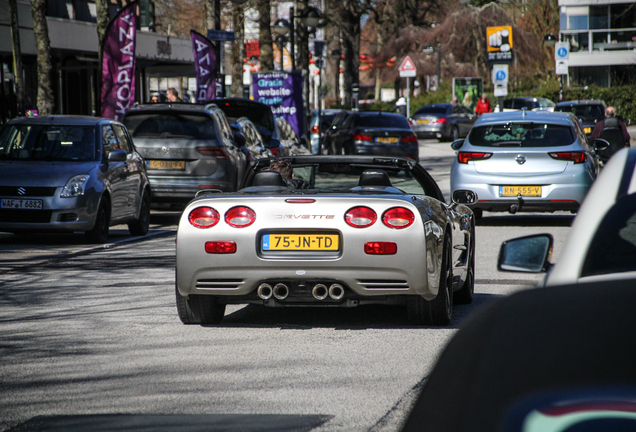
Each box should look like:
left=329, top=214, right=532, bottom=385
left=629, top=125, right=636, bottom=145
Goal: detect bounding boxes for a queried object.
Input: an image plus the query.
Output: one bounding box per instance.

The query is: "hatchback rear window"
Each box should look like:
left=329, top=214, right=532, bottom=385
left=355, top=115, right=410, bottom=128
left=123, top=113, right=217, bottom=140
left=469, top=123, right=575, bottom=147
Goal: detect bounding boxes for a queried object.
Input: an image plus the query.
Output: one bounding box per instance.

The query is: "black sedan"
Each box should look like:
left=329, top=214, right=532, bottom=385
left=328, top=111, right=419, bottom=159
left=409, top=103, right=478, bottom=141
left=554, top=99, right=606, bottom=137
left=0, top=115, right=151, bottom=243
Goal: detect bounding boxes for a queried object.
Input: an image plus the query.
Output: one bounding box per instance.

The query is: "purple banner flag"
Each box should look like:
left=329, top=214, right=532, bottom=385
left=191, top=31, right=217, bottom=102
left=252, top=71, right=305, bottom=136
left=100, top=1, right=137, bottom=121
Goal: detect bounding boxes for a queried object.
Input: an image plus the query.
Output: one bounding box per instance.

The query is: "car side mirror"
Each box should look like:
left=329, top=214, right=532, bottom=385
left=233, top=130, right=247, bottom=147
left=498, top=234, right=553, bottom=273
left=452, top=190, right=477, bottom=204
left=593, top=138, right=610, bottom=152
left=450, top=139, right=465, bottom=151
left=108, top=149, right=127, bottom=162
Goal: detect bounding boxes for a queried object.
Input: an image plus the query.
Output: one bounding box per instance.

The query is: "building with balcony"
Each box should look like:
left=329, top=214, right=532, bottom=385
left=559, top=0, right=636, bottom=87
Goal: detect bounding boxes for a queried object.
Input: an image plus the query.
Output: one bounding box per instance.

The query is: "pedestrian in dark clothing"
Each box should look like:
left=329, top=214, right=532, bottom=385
left=590, top=106, right=631, bottom=147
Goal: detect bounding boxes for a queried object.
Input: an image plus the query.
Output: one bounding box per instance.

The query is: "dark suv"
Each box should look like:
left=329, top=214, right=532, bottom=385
left=122, top=104, right=247, bottom=204
left=555, top=100, right=606, bottom=138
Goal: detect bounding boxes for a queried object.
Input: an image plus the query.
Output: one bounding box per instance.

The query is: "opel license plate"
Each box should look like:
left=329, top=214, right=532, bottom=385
left=499, top=186, right=542, bottom=197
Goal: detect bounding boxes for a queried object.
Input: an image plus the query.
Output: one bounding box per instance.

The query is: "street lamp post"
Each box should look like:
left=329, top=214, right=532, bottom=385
left=272, top=18, right=290, bottom=71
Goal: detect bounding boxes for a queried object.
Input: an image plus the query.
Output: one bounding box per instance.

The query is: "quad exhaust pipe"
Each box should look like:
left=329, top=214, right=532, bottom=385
left=273, top=283, right=289, bottom=300
left=257, top=283, right=273, bottom=300
left=328, top=284, right=345, bottom=300
left=312, top=284, right=328, bottom=300
left=260, top=282, right=345, bottom=301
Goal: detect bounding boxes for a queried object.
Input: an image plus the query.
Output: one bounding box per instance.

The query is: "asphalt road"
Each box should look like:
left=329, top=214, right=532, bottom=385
left=0, top=140, right=574, bottom=431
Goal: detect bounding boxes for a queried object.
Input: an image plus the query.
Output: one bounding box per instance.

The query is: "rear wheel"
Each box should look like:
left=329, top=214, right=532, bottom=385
left=128, top=190, right=150, bottom=236
left=176, top=286, right=226, bottom=325
left=85, top=199, right=110, bottom=244
left=408, top=235, right=453, bottom=326
left=454, top=233, right=475, bottom=304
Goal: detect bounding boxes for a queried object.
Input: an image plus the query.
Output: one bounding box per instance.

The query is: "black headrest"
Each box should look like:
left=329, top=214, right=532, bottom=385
left=252, top=171, right=286, bottom=187
left=358, top=169, right=392, bottom=187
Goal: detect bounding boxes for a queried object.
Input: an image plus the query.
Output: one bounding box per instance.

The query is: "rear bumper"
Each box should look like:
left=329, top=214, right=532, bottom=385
left=351, top=143, right=419, bottom=159
left=148, top=177, right=235, bottom=202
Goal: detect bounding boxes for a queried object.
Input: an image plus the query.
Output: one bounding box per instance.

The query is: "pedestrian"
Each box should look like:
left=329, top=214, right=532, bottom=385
left=395, top=97, right=407, bottom=117
left=166, top=88, right=182, bottom=103
left=150, top=93, right=160, bottom=103
left=590, top=106, right=631, bottom=148
left=475, top=93, right=492, bottom=116
left=451, top=96, right=458, bottom=104
left=269, top=158, right=311, bottom=189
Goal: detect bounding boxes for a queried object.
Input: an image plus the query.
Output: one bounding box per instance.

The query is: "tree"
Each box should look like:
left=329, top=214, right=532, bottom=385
left=230, top=2, right=245, bottom=97
left=30, top=0, right=54, bottom=115
left=8, top=0, right=24, bottom=116
left=257, top=0, right=274, bottom=71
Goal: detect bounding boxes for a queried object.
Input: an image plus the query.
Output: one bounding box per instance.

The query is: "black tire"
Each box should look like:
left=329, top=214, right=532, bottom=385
left=176, top=286, right=226, bottom=325
left=454, top=231, right=475, bottom=304
left=85, top=199, right=110, bottom=244
left=128, top=190, right=150, bottom=236
left=408, top=235, right=453, bottom=326
left=451, top=126, right=460, bottom=141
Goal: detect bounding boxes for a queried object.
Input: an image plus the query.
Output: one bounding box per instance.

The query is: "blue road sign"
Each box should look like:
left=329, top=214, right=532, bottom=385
left=207, top=30, right=235, bottom=42
left=495, top=70, right=507, bottom=81
left=557, top=47, right=568, bottom=58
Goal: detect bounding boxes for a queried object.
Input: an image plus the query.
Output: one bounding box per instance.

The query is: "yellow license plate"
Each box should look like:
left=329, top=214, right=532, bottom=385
left=499, top=186, right=542, bottom=197
left=148, top=160, right=186, bottom=170
left=416, top=119, right=429, bottom=124
left=262, top=234, right=339, bottom=251
left=584, top=127, right=592, bottom=134
left=376, top=137, right=398, bottom=143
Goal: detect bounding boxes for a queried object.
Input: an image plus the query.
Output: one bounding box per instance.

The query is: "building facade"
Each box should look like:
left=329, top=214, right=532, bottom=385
left=559, top=0, right=636, bottom=87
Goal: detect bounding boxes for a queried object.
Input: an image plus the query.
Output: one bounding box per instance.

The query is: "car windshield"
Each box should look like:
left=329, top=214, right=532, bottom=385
left=414, top=106, right=447, bottom=115
left=555, top=104, right=605, bottom=122
left=354, top=115, right=410, bottom=128
left=469, top=123, right=575, bottom=147
left=0, top=124, right=96, bottom=161
left=123, top=113, right=217, bottom=140
left=533, top=99, right=556, bottom=109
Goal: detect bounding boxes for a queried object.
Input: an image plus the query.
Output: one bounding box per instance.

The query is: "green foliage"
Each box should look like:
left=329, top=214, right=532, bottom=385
left=357, top=81, right=454, bottom=115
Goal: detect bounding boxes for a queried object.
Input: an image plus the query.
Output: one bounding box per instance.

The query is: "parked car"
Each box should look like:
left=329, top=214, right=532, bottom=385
left=0, top=115, right=151, bottom=243
left=323, top=110, right=350, bottom=155
left=502, top=96, right=556, bottom=112
left=175, top=155, right=476, bottom=326
left=207, top=98, right=287, bottom=156
left=402, top=277, right=636, bottom=432
left=122, top=104, right=247, bottom=204
left=309, top=109, right=343, bottom=154
left=497, top=146, right=635, bottom=286
left=554, top=99, right=606, bottom=137
left=450, top=110, right=604, bottom=219
left=276, top=117, right=311, bottom=156
left=409, top=103, right=478, bottom=141
left=328, top=111, right=419, bottom=159
left=231, top=117, right=274, bottom=161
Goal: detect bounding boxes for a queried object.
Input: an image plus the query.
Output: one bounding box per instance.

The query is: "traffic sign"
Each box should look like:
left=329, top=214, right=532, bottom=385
left=207, top=30, right=235, bottom=42
left=399, top=56, right=417, bottom=77
left=556, top=60, right=568, bottom=75
left=494, top=83, right=508, bottom=97
left=492, top=64, right=509, bottom=85
left=555, top=42, right=569, bottom=60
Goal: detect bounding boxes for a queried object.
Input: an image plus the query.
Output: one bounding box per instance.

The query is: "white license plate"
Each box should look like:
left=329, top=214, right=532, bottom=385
left=1, top=198, right=43, bottom=209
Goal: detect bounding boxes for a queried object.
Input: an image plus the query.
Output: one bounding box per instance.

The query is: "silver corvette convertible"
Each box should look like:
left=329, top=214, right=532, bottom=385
left=175, top=156, right=476, bottom=326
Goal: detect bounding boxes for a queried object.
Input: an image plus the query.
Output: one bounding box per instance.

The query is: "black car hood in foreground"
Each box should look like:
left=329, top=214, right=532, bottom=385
left=0, top=161, right=99, bottom=187
left=402, top=278, right=636, bottom=432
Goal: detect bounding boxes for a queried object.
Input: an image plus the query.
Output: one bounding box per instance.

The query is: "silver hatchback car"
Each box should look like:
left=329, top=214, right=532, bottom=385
left=450, top=110, right=604, bottom=218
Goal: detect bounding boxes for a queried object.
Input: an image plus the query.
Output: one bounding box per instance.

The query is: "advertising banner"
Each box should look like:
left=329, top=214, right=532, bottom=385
left=486, top=26, right=514, bottom=64
left=100, top=1, right=137, bottom=121
left=191, top=30, right=217, bottom=102
left=252, top=71, right=305, bottom=136
left=453, top=77, right=483, bottom=112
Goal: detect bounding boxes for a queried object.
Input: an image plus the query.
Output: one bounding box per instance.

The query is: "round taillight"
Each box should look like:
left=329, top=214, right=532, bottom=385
left=345, top=206, right=377, bottom=228
left=382, top=207, right=415, bottom=229
left=188, top=207, right=220, bottom=228
left=225, top=206, right=256, bottom=228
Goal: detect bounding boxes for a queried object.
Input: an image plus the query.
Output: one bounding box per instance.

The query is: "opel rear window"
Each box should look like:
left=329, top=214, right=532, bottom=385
left=468, top=123, right=575, bottom=147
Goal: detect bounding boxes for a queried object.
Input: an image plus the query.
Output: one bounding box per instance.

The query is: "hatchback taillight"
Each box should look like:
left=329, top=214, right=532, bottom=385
left=549, top=151, right=587, bottom=164
left=225, top=206, right=256, bottom=228
left=311, top=125, right=319, bottom=134
left=196, top=146, right=227, bottom=158
left=401, top=133, right=418, bottom=143
left=458, top=152, right=493, bottom=164
left=352, top=131, right=372, bottom=141
left=345, top=206, right=377, bottom=228
left=188, top=207, right=220, bottom=228
left=382, top=207, right=415, bottom=229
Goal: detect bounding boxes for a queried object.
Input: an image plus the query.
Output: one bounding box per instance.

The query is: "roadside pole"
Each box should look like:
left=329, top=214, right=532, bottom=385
left=399, top=56, right=417, bottom=118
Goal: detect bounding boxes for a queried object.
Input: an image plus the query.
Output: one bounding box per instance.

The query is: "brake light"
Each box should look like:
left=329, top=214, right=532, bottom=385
left=436, top=118, right=446, bottom=124
left=382, top=207, right=415, bottom=229
left=196, top=146, right=227, bottom=158
left=364, top=242, right=397, bottom=255
left=270, top=147, right=279, bottom=156
left=205, top=241, right=237, bottom=254
left=225, top=206, right=256, bottom=228
left=401, top=133, right=418, bottom=143
left=345, top=206, right=377, bottom=228
left=549, top=152, right=587, bottom=164
left=311, top=125, right=319, bottom=134
left=352, top=131, right=372, bottom=141
left=458, top=152, right=493, bottom=164
left=188, top=207, right=220, bottom=228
